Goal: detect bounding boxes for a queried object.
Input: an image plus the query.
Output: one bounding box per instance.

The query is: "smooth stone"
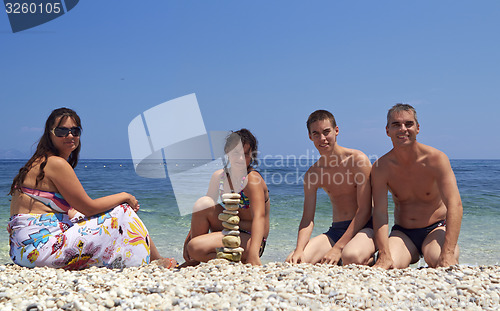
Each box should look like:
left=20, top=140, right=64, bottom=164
left=222, top=193, right=241, bottom=200
left=216, top=252, right=242, bottom=262
left=223, top=198, right=241, bottom=205
left=25, top=303, right=41, bottom=311
left=222, top=235, right=241, bottom=248
left=222, top=247, right=244, bottom=253
left=46, top=300, right=56, bottom=308
left=278, top=292, right=292, bottom=300
left=60, top=302, right=74, bottom=311
left=426, top=292, right=436, bottom=300
left=222, top=229, right=240, bottom=236
left=104, top=299, right=115, bottom=308
left=222, top=222, right=239, bottom=230
left=218, top=213, right=240, bottom=224
left=85, top=294, right=96, bottom=304
left=224, top=204, right=239, bottom=211
left=222, top=209, right=239, bottom=215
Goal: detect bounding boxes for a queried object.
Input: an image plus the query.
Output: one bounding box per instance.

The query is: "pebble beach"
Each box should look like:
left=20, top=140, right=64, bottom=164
left=1, top=260, right=499, bottom=311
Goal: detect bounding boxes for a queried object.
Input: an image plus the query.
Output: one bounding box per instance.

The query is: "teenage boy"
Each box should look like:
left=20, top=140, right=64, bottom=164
left=286, top=110, right=376, bottom=265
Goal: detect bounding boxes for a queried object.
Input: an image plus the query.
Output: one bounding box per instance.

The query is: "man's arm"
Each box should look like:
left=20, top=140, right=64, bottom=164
left=285, top=170, right=318, bottom=263
left=321, top=154, right=372, bottom=264
left=434, top=153, right=462, bottom=267
left=371, top=160, right=393, bottom=269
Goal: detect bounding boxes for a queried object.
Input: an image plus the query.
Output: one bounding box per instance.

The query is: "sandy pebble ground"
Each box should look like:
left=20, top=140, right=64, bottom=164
left=0, top=260, right=499, bottom=310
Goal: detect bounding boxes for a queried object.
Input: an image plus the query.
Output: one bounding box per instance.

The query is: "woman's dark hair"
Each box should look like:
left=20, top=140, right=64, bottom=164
left=224, top=128, right=259, bottom=169
left=9, top=108, right=82, bottom=195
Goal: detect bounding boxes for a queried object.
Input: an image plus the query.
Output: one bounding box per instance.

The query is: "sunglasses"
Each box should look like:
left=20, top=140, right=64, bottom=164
left=51, top=127, right=82, bottom=137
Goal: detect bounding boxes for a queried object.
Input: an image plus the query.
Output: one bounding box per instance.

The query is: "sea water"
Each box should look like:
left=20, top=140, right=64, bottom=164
left=0, top=159, right=499, bottom=266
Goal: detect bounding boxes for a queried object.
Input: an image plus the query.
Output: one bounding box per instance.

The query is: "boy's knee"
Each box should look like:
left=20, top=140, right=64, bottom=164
left=391, top=253, right=414, bottom=269
left=423, top=253, right=438, bottom=268
left=341, top=248, right=366, bottom=265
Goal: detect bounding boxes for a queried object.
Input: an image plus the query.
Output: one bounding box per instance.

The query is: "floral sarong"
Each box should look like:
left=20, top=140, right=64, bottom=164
left=7, top=204, right=151, bottom=270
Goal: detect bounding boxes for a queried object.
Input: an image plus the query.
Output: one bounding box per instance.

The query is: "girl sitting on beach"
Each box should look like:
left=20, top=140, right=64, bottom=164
left=183, top=129, right=270, bottom=266
left=8, top=107, right=176, bottom=270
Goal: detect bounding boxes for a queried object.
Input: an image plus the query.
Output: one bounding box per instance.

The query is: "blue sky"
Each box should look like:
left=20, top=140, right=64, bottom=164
left=1, top=1, right=499, bottom=160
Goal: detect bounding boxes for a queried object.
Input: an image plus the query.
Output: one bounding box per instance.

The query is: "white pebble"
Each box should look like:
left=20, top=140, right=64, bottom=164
left=0, top=262, right=497, bottom=310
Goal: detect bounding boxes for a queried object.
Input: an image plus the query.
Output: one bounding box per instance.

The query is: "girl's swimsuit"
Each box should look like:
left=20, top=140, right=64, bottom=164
left=219, top=173, right=250, bottom=208
left=8, top=188, right=152, bottom=270
left=219, top=170, right=269, bottom=209
left=239, top=228, right=267, bottom=257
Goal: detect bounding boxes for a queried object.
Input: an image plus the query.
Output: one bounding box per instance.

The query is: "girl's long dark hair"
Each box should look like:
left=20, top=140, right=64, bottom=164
left=224, top=128, right=259, bottom=169
left=9, top=108, right=82, bottom=195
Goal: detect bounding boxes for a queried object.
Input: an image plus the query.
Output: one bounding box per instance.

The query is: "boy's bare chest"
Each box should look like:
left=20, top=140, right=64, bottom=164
left=310, top=166, right=359, bottom=193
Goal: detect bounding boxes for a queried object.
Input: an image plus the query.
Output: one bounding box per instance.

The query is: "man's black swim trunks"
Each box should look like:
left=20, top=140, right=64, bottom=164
left=391, top=220, right=446, bottom=255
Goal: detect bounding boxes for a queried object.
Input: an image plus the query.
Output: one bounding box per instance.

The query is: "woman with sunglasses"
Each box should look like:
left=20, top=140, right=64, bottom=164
left=8, top=107, right=176, bottom=269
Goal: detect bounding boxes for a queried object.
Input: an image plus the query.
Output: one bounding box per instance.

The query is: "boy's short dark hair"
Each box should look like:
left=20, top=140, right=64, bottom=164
left=306, top=110, right=337, bottom=133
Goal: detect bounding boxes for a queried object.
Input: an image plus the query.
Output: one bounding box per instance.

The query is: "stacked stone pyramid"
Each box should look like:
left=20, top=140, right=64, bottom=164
left=216, top=193, right=244, bottom=261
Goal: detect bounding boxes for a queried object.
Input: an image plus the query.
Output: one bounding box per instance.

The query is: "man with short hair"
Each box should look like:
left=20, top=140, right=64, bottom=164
left=286, top=110, right=376, bottom=265
left=372, top=103, right=462, bottom=269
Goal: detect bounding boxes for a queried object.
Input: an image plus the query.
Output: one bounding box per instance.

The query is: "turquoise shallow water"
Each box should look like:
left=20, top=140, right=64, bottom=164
left=1, top=159, right=499, bottom=266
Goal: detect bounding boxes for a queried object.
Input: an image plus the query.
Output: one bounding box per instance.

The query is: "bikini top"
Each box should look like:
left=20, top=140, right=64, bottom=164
left=219, top=174, right=250, bottom=209
left=21, top=187, right=71, bottom=213
left=218, top=170, right=269, bottom=209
